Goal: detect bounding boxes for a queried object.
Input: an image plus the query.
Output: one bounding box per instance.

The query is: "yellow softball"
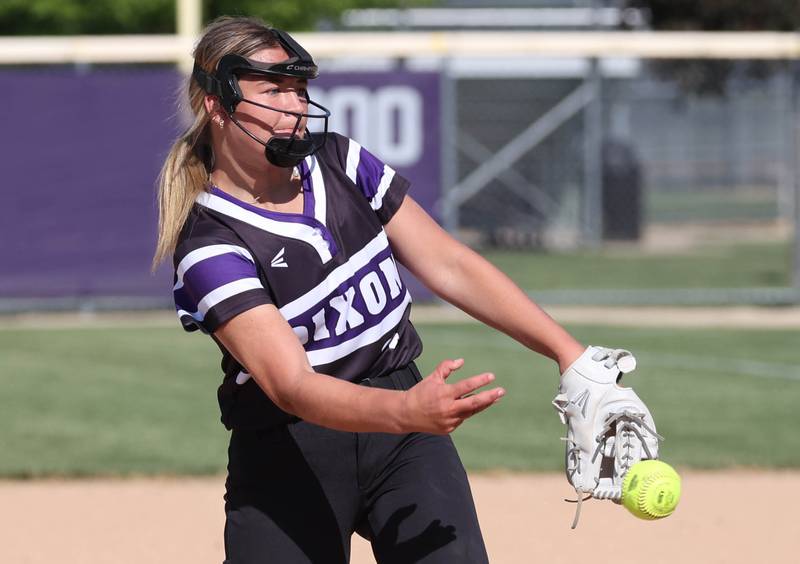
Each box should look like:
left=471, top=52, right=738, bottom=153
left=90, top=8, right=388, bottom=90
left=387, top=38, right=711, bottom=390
left=621, top=460, right=681, bottom=520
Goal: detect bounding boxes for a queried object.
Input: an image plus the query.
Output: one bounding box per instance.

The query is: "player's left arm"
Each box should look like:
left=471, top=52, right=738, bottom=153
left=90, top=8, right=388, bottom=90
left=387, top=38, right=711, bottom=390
left=385, top=197, right=664, bottom=524
left=385, top=195, right=584, bottom=372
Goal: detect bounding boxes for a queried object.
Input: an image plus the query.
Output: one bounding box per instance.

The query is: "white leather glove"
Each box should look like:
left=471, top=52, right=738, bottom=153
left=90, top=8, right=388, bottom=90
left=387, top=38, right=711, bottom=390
left=552, top=346, right=663, bottom=528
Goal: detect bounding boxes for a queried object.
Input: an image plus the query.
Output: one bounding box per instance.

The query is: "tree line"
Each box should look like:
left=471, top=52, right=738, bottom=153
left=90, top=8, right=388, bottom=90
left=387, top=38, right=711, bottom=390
left=2, top=1, right=797, bottom=35
left=0, top=0, right=434, bottom=35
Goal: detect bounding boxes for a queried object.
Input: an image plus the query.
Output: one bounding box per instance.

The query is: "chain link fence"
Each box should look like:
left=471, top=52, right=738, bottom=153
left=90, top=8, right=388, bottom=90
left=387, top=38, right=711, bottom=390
left=441, top=58, right=800, bottom=305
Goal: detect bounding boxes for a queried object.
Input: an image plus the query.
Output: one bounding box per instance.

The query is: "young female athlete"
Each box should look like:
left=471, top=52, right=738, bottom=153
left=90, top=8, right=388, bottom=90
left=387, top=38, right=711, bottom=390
left=154, top=16, right=589, bottom=563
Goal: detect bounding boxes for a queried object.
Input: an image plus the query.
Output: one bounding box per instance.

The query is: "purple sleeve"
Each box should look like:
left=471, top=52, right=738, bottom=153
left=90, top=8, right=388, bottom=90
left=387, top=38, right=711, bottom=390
left=172, top=241, right=271, bottom=334
left=335, top=134, right=411, bottom=225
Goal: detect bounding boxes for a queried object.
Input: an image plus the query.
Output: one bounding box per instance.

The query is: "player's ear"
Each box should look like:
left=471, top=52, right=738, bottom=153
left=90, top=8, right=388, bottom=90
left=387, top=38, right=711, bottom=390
left=203, top=95, right=222, bottom=118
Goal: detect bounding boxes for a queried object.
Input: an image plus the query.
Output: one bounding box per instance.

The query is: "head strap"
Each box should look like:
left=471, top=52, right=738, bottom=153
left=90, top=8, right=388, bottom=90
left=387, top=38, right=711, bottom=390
left=192, top=28, right=318, bottom=113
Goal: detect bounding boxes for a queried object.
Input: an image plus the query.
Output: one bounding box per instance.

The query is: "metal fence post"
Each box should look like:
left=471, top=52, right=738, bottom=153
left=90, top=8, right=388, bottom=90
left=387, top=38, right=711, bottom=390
left=793, top=63, right=800, bottom=293
left=441, top=60, right=460, bottom=234
left=582, top=57, right=603, bottom=246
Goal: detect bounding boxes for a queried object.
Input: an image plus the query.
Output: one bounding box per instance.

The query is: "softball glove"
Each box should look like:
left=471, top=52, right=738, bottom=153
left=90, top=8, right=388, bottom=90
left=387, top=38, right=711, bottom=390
left=552, top=346, right=663, bottom=528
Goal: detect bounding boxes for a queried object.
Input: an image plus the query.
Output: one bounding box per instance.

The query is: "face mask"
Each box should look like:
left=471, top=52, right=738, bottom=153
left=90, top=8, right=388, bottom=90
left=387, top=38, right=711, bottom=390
left=193, top=29, right=331, bottom=167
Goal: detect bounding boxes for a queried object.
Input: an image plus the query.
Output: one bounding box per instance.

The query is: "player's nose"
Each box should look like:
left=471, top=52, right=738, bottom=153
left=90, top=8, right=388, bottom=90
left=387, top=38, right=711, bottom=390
left=280, top=90, right=307, bottom=115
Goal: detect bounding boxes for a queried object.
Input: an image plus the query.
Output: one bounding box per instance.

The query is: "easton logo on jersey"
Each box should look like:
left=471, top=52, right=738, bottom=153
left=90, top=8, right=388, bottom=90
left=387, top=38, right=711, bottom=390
left=271, top=247, right=288, bottom=268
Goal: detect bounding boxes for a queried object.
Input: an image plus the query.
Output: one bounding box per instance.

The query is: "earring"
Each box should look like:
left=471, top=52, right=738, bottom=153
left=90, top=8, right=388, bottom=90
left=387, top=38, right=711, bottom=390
left=216, top=117, right=224, bottom=129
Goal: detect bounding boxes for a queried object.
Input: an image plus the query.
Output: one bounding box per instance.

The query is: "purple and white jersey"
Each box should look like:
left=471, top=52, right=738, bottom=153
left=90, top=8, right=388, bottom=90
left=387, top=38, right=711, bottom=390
left=172, top=133, right=423, bottom=430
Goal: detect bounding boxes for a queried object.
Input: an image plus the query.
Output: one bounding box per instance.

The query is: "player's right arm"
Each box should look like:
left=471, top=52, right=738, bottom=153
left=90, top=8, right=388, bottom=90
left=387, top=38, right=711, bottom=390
left=213, top=304, right=505, bottom=434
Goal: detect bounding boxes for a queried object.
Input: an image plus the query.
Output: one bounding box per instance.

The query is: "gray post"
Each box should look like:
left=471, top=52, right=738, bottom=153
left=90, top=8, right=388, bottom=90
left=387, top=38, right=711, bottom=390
left=582, top=0, right=604, bottom=247
left=778, top=67, right=795, bottom=222
left=582, top=56, right=603, bottom=246
left=793, top=64, right=800, bottom=293
left=440, top=60, right=460, bottom=234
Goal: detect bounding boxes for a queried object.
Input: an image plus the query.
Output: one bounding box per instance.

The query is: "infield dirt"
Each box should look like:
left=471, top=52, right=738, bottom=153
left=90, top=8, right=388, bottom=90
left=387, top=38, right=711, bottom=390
left=3, top=305, right=800, bottom=330
left=1, top=470, right=797, bottom=564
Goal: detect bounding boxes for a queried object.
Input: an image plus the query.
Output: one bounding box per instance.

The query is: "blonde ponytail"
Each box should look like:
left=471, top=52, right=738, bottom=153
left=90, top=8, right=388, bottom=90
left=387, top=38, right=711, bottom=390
left=152, top=113, right=211, bottom=270
left=152, top=15, right=279, bottom=269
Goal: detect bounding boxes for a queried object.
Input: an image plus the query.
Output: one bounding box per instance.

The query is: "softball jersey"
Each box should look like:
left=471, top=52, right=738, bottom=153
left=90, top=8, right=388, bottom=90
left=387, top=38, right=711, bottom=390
left=172, top=132, right=423, bottom=430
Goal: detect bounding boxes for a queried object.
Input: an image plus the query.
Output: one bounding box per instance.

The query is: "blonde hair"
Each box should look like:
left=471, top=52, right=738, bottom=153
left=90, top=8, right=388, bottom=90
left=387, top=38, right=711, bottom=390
left=152, top=16, right=279, bottom=269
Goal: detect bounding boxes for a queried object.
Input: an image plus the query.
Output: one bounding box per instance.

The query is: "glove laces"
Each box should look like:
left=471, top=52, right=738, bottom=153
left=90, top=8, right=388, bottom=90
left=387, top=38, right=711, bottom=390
left=563, top=410, right=664, bottom=529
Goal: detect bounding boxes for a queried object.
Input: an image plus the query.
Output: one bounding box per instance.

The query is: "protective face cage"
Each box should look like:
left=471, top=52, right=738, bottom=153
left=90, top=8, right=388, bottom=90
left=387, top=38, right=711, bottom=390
left=192, top=29, right=331, bottom=168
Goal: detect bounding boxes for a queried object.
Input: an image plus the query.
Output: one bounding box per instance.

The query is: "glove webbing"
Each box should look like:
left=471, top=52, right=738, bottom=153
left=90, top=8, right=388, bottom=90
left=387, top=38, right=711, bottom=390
left=563, top=410, right=664, bottom=529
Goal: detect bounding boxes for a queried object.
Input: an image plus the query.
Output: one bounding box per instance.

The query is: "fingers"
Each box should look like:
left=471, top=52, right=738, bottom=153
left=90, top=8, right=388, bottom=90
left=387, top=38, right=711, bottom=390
left=418, top=359, right=504, bottom=434
left=452, top=387, right=505, bottom=419
left=450, top=371, right=496, bottom=398
left=429, top=358, right=464, bottom=382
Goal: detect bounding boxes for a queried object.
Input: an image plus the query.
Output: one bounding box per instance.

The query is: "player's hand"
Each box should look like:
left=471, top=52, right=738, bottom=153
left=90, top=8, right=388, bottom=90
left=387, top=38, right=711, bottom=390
left=401, top=358, right=505, bottom=434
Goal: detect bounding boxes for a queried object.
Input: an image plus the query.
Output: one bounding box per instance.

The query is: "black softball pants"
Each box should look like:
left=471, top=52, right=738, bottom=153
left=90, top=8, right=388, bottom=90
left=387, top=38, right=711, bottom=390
left=222, top=363, right=489, bottom=563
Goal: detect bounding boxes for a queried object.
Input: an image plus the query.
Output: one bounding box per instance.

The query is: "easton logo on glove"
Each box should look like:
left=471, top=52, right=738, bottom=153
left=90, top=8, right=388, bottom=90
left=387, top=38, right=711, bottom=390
left=568, top=389, right=590, bottom=418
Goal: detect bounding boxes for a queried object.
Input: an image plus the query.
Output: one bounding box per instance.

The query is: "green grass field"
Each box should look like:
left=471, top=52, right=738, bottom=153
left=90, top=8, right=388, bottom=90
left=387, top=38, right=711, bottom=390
left=647, top=188, right=780, bottom=223
left=1, top=322, right=798, bottom=478
left=483, top=241, right=791, bottom=290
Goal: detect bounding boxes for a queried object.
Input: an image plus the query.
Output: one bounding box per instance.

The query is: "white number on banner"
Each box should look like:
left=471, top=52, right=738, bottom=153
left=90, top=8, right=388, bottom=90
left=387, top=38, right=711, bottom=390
left=310, top=86, right=423, bottom=167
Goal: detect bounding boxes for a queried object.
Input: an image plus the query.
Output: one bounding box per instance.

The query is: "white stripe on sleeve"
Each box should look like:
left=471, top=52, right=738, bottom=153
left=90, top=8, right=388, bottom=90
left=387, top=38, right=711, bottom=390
left=369, top=165, right=395, bottom=211
left=345, top=138, right=361, bottom=184
left=178, top=277, right=264, bottom=322
left=174, top=245, right=254, bottom=291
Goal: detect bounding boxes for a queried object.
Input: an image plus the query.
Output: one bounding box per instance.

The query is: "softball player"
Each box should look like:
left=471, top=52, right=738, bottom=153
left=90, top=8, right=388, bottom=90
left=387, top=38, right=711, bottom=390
left=154, top=16, right=586, bottom=563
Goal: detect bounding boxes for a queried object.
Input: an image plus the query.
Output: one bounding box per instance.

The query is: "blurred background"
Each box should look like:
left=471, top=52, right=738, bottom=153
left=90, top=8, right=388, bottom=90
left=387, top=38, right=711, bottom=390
left=2, top=0, right=799, bottom=309
left=1, top=2, right=799, bottom=563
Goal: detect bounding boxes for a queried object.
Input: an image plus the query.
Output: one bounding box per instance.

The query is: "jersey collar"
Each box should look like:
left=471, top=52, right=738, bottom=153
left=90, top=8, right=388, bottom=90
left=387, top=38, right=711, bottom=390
left=197, top=156, right=337, bottom=263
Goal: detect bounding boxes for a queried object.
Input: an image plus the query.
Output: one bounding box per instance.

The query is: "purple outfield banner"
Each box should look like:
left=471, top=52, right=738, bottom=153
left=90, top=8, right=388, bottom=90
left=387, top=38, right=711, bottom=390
left=0, top=67, right=440, bottom=305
